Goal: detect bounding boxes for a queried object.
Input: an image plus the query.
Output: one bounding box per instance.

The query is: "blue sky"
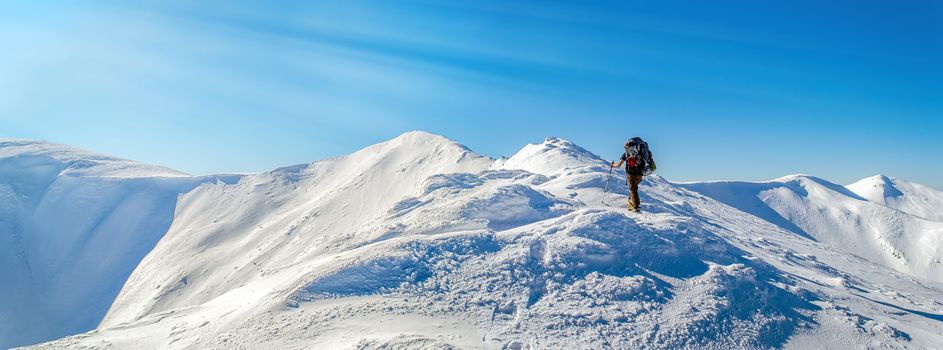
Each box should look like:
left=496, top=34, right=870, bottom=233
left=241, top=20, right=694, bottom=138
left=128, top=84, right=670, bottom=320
left=1, top=1, right=941, bottom=187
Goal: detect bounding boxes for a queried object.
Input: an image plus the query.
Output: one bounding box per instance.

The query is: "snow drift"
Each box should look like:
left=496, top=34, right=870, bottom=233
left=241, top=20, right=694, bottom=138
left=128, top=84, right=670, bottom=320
left=2, top=133, right=942, bottom=349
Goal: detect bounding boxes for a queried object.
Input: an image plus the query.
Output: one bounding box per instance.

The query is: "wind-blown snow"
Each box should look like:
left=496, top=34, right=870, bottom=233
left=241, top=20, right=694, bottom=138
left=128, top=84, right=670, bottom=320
left=3, top=133, right=942, bottom=349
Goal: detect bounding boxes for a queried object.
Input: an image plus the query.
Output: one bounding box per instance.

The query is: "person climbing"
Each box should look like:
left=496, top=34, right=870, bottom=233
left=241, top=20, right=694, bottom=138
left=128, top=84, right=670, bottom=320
left=611, top=137, right=656, bottom=213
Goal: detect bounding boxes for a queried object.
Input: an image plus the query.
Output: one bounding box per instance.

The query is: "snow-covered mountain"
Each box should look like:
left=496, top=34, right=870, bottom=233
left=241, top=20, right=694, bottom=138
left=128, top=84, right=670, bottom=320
left=847, top=175, right=943, bottom=222
left=0, top=139, right=239, bottom=348
left=677, top=175, right=943, bottom=284
left=3, top=133, right=942, bottom=349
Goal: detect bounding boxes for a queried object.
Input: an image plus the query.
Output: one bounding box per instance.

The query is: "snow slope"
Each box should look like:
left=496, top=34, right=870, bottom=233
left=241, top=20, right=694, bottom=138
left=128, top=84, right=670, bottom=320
left=5, top=133, right=943, bottom=349
left=677, top=175, right=943, bottom=284
left=0, top=138, right=239, bottom=349
left=99, top=131, right=493, bottom=326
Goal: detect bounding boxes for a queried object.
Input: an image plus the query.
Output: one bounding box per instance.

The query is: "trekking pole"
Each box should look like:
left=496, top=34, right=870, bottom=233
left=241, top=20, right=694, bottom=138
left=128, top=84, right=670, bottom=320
left=604, top=162, right=613, bottom=193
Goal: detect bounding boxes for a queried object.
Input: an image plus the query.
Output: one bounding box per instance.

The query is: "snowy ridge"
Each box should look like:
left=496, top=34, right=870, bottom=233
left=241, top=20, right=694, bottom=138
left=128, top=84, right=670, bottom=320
left=4, top=132, right=943, bottom=349
left=847, top=175, right=943, bottom=222
left=0, top=138, right=188, bottom=178
left=678, top=175, right=943, bottom=284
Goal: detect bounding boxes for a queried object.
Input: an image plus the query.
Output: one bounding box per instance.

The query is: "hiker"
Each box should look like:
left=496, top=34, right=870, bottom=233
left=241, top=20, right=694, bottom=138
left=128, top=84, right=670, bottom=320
left=611, top=137, right=655, bottom=213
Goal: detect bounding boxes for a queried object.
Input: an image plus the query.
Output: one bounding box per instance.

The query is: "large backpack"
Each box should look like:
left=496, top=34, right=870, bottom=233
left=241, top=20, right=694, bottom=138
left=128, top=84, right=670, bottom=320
left=625, top=137, right=656, bottom=176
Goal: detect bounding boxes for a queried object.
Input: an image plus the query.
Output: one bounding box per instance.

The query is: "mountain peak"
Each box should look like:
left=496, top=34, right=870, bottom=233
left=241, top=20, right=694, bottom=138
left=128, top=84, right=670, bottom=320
left=392, top=130, right=452, bottom=143
left=361, top=131, right=479, bottom=156
left=846, top=174, right=943, bottom=222
left=862, top=174, right=896, bottom=185
left=768, top=174, right=867, bottom=201
left=846, top=174, right=904, bottom=204
left=770, top=173, right=818, bottom=183
left=542, top=136, right=574, bottom=145
left=497, top=136, right=606, bottom=176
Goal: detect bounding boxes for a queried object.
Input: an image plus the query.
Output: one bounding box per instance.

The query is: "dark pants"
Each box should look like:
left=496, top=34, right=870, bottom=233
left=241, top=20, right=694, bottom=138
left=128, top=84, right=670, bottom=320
left=627, top=173, right=642, bottom=210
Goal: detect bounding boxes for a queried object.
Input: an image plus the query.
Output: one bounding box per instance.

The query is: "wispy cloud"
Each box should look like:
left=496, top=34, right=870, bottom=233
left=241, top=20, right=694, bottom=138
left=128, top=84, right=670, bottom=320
left=0, top=1, right=939, bottom=187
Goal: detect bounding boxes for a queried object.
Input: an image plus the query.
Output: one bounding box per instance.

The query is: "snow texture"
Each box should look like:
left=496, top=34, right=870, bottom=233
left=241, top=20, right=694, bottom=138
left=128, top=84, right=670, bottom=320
left=2, top=132, right=942, bottom=349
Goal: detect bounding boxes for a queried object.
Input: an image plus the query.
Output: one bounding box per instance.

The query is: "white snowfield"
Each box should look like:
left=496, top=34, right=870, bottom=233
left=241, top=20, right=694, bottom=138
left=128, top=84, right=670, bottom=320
left=1, top=132, right=941, bottom=349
